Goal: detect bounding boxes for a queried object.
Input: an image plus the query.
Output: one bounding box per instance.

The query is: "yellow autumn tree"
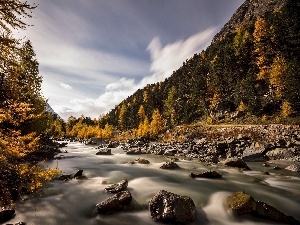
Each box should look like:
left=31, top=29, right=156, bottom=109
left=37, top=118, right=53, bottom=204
left=270, top=55, right=287, bottom=98
left=118, top=103, right=127, bottom=130
left=137, top=117, right=150, bottom=138
left=281, top=100, right=292, bottom=118
left=138, top=105, right=146, bottom=122
left=253, top=17, right=272, bottom=80
left=237, top=100, right=247, bottom=112
left=149, top=109, right=164, bottom=138
left=0, top=1, right=59, bottom=205
left=102, top=123, right=114, bottom=139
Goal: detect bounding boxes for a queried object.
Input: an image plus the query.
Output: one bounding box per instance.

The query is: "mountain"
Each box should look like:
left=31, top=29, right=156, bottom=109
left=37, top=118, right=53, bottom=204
left=98, top=0, right=300, bottom=130
left=45, top=102, right=62, bottom=120
left=212, top=0, right=288, bottom=44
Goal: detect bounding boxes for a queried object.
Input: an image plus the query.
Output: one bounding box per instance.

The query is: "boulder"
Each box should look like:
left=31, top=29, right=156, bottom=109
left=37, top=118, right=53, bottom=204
left=96, top=191, right=132, bottom=214
left=190, top=170, right=222, bottom=179
left=226, top=191, right=300, bottom=225
left=242, top=142, right=270, bottom=162
left=0, top=209, right=15, bottom=223
left=285, top=164, right=300, bottom=172
left=96, top=148, right=111, bottom=155
left=223, top=158, right=251, bottom=170
left=58, top=174, right=72, bottom=181
left=104, top=179, right=128, bottom=193
left=255, top=201, right=300, bottom=225
left=210, top=101, right=235, bottom=120
left=226, top=191, right=256, bottom=215
left=266, top=148, right=294, bottom=160
left=125, top=148, right=143, bottom=155
left=73, top=170, right=83, bottom=179
left=163, top=149, right=177, bottom=156
left=160, top=161, right=179, bottom=169
left=149, top=190, right=196, bottom=224
left=137, top=158, right=150, bottom=164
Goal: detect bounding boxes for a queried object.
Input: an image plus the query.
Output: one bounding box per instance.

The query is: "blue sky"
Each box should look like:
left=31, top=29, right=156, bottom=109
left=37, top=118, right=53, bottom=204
left=19, top=0, right=244, bottom=120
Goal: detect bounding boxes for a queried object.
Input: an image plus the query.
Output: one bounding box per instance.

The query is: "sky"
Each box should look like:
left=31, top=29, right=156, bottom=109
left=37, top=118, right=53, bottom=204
left=17, top=0, right=244, bottom=120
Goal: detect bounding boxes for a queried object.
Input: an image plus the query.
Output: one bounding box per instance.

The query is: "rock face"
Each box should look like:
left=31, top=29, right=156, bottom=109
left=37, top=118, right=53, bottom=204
left=226, top=191, right=300, bottom=225
left=212, top=0, right=288, bottom=43
left=160, top=161, right=179, bottom=169
left=190, top=170, right=222, bottom=179
left=96, top=191, right=132, bottom=214
left=149, top=190, right=196, bottom=224
left=104, top=180, right=128, bottom=193
left=210, top=101, right=235, bottom=120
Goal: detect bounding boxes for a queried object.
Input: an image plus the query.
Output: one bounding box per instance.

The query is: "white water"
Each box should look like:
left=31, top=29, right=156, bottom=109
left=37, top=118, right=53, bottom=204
left=9, top=142, right=300, bottom=225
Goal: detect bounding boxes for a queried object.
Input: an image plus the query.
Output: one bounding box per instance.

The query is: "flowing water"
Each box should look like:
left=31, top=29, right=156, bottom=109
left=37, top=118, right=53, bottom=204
left=9, top=142, right=300, bottom=225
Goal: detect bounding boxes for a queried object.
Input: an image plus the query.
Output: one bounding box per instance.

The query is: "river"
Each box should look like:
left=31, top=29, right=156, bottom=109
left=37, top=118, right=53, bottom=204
left=9, top=142, right=300, bottom=225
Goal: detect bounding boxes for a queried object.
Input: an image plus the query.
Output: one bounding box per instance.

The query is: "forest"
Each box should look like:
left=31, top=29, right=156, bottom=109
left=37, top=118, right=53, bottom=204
left=0, top=1, right=61, bottom=206
left=66, top=0, right=300, bottom=141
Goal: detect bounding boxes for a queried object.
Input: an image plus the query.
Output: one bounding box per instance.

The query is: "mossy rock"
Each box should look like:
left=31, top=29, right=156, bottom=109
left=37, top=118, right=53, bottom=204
left=226, top=191, right=256, bottom=215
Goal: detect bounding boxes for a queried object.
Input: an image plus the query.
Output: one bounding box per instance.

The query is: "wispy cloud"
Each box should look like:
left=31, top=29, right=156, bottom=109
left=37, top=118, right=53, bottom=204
left=60, top=82, right=73, bottom=90
left=142, top=27, right=217, bottom=86
left=52, top=28, right=216, bottom=119
left=18, top=0, right=243, bottom=120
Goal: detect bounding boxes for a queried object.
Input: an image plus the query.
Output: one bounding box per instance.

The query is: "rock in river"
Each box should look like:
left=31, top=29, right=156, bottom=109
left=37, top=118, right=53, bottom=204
left=96, top=148, right=112, bottom=155
left=190, top=170, right=222, bottom=179
left=0, top=209, right=15, bottom=223
left=160, top=161, right=179, bottom=169
left=104, top=179, right=128, bottom=193
left=149, top=190, right=196, bottom=224
left=96, top=191, right=132, bottom=214
left=222, top=158, right=251, bottom=170
left=226, top=191, right=256, bottom=215
left=285, top=164, right=300, bottom=172
left=226, top=191, right=300, bottom=225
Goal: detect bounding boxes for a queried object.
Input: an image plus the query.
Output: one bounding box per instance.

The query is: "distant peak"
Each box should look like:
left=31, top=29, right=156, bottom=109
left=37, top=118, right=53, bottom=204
left=45, top=102, right=62, bottom=120
left=212, top=0, right=288, bottom=43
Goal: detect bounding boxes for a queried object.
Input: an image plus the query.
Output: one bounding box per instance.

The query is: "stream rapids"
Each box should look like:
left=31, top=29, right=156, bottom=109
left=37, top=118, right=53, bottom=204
left=9, top=142, right=300, bottom=225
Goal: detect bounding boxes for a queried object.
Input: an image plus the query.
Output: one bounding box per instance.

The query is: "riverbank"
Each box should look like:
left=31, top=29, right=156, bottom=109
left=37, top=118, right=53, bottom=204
left=99, top=124, right=300, bottom=165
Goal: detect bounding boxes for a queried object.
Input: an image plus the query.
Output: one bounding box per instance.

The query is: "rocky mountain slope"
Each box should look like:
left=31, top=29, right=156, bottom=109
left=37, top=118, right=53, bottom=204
left=212, top=0, right=288, bottom=43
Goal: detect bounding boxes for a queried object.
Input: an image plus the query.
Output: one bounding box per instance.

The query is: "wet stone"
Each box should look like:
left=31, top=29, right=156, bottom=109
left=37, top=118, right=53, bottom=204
left=96, top=191, right=132, bottom=214
left=104, top=179, right=128, bottom=193
left=190, top=170, right=222, bottom=179
left=149, top=190, right=196, bottom=224
left=160, top=161, right=179, bottom=169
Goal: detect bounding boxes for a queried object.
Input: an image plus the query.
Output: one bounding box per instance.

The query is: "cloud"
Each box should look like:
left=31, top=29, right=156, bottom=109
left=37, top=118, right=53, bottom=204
left=60, top=82, right=73, bottom=90
left=51, top=28, right=217, bottom=120
left=144, top=27, right=217, bottom=85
